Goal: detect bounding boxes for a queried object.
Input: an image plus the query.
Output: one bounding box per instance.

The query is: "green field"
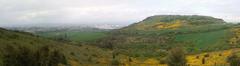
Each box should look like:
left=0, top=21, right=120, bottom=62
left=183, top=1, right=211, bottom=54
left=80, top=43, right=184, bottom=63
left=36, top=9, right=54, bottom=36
left=37, top=31, right=108, bottom=42
left=175, top=29, right=231, bottom=52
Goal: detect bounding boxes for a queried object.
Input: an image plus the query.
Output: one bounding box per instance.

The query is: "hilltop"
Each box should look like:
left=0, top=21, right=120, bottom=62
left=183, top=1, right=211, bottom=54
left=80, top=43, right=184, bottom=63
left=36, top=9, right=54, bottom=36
left=122, top=15, right=226, bottom=31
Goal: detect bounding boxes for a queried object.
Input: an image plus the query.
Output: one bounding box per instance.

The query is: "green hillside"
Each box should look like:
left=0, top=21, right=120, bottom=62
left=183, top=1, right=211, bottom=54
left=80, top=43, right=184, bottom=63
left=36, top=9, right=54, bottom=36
left=97, top=15, right=238, bottom=59
left=0, top=28, right=112, bottom=66
left=122, top=15, right=225, bottom=31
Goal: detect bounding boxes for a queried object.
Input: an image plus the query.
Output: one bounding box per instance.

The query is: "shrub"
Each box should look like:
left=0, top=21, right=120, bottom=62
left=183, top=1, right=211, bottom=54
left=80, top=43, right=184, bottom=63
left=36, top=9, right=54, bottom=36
left=196, top=56, right=199, bottom=59
left=111, top=59, right=120, bottom=66
left=166, top=47, right=187, bottom=66
left=34, top=46, right=67, bottom=66
left=204, top=54, right=210, bottom=57
left=159, top=58, right=167, bottom=64
left=2, top=45, right=67, bottom=66
left=227, top=52, right=240, bottom=66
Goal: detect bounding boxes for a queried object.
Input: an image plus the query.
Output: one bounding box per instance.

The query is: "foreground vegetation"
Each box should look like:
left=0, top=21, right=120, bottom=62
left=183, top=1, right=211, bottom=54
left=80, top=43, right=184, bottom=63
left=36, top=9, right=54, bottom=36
left=0, top=28, right=112, bottom=66
left=2, top=45, right=66, bottom=66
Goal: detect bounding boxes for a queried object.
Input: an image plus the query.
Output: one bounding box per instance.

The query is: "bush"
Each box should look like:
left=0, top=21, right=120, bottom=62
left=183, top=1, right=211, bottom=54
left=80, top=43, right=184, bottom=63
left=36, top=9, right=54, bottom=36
left=227, top=52, right=240, bottom=66
left=204, top=54, right=210, bottom=57
left=111, top=59, right=120, bottom=66
left=166, top=47, right=187, bottom=66
left=2, top=45, right=67, bottom=66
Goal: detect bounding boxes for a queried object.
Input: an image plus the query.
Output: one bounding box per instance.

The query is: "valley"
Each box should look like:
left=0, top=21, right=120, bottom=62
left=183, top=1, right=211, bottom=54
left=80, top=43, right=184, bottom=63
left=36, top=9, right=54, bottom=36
left=1, top=15, right=240, bottom=66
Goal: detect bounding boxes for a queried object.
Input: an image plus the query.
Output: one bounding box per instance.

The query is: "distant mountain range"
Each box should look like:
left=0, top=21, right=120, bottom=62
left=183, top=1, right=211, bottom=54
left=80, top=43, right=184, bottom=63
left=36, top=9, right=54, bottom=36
left=4, top=24, right=125, bottom=33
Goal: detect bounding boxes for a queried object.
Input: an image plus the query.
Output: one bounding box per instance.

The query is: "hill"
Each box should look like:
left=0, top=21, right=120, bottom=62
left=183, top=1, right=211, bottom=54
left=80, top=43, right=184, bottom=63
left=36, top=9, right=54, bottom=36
left=35, top=30, right=108, bottom=43
left=97, top=15, right=238, bottom=59
left=122, top=15, right=225, bottom=31
left=5, top=26, right=110, bottom=43
left=0, top=28, right=112, bottom=66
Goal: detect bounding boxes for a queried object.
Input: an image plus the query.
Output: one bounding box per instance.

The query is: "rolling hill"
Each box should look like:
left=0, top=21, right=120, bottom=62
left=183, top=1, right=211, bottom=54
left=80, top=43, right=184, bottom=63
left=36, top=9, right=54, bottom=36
left=5, top=26, right=110, bottom=43
left=2, top=15, right=240, bottom=66
left=97, top=15, right=239, bottom=59
left=0, top=28, right=112, bottom=66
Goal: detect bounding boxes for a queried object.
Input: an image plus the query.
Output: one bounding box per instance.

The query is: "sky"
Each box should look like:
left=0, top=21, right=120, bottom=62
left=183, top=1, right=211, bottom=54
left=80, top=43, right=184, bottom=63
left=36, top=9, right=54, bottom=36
left=0, top=0, right=240, bottom=27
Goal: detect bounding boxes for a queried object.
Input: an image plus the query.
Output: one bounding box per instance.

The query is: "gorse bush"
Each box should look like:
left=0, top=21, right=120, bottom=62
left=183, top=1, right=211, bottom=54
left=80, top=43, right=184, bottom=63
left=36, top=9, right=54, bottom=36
left=2, top=45, right=29, bottom=66
left=227, top=52, right=240, bottom=66
left=167, top=47, right=187, bottom=66
left=111, top=59, right=120, bottom=66
left=2, top=45, right=67, bottom=66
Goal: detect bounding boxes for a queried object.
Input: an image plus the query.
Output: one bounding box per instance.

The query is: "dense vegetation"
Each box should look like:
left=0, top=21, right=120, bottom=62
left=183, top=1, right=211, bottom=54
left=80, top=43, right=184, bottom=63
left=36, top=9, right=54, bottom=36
left=227, top=51, right=240, bottom=66
left=2, top=45, right=66, bottom=66
left=0, top=28, right=112, bottom=66
left=166, top=47, right=186, bottom=66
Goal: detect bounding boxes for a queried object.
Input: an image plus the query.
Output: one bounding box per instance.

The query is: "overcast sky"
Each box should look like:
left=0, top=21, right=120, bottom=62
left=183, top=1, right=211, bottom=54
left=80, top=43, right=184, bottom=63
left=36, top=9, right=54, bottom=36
left=0, top=0, right=240, bottom=27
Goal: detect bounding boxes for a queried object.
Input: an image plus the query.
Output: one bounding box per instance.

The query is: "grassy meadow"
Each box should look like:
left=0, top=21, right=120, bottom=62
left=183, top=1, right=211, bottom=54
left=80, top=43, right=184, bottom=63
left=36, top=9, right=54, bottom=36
left=36, top=31, right=108, bottom=42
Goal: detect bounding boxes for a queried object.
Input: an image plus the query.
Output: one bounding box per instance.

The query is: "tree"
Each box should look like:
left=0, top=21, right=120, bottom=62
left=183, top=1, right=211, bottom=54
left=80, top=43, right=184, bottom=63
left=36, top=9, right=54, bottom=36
left=166, top=47, right=187, bottom=66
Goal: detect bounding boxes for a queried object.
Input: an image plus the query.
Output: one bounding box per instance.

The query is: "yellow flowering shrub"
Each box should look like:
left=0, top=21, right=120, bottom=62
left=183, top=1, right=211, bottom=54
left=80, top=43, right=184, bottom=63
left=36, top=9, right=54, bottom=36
left=229, top=28, right=240, bottom=46
left=114, top=49, right=237, bottom=66
left=155, top=20, right=182, bottom=30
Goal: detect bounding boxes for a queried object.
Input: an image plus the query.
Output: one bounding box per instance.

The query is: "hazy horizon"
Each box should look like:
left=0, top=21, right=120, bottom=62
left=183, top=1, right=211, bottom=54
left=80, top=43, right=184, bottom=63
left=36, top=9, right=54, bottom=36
left=1, top=0, right=240, bottom=27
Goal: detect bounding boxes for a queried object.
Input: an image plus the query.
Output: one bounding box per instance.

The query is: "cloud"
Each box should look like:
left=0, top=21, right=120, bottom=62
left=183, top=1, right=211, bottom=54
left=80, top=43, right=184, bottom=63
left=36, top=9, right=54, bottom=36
left=0, top=0, right=240, bottom=27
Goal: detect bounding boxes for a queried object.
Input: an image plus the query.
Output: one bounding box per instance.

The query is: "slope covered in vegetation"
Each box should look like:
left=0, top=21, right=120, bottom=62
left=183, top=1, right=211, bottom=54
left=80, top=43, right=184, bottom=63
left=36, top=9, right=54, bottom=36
left=0, top=28, right=112, bottom=66
left=97, top=15, right=238, bottom=60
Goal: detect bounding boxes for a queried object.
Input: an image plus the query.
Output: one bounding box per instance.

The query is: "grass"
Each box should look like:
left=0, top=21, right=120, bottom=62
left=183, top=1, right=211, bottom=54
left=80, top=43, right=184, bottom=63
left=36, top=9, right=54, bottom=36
left=37, top=31, right=108, bottom=42
left=175, top=28, right=231, bottom=51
